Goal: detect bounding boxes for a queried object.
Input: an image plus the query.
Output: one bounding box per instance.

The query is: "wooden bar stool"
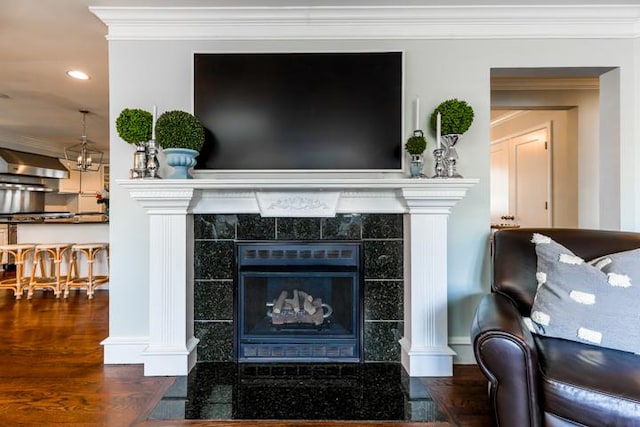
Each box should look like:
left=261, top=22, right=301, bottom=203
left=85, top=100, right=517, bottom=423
left=65, top=243, right=109, bottom=299
left=0, top=244, right=35, bottom=299
left=28, top=243, right=72, bottom=299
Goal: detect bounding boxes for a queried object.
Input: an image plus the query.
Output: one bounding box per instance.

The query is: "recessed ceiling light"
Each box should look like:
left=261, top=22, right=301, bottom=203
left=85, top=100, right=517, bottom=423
left=67, top=70, right=90, bottom=80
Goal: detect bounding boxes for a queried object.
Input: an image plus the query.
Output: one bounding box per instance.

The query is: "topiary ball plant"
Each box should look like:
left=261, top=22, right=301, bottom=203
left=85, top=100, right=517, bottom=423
left=404, top=130, right=428, bottom=155
left=155, top=110, right=205, bottom=151
left=429, top=98, right=474, bottom=135
left=115, top=108, right=152, bottom=145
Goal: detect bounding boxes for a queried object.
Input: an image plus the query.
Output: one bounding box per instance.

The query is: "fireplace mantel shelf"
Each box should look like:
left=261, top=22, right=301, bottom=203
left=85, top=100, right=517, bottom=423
left=119, top=177, right=477, bottom=377
left=118, top=177, right=478, bottom=217
left=118, top=177, right=478, bottom=190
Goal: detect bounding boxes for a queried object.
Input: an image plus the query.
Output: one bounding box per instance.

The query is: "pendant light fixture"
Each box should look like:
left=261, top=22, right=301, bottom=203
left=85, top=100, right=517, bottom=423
left=64, top=109, right=103, bottom=172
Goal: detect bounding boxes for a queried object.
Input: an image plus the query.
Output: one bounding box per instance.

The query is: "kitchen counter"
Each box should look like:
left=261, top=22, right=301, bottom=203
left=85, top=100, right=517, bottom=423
left=0, top=211, right=108, bottom=224
left=39, top=218, right=109, bottom=224
left=17, top=222, right=109, bottom=281
left=17, top=222, right=109, bottom=244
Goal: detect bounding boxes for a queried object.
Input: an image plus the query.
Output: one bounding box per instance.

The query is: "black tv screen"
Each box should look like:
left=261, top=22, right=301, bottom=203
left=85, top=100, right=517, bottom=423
left=194, top=52, right=403, bottom=170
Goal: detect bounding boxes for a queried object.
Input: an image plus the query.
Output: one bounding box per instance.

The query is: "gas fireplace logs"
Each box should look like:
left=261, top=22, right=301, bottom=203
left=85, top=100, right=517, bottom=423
left=266, top=289, right=332, bottom=326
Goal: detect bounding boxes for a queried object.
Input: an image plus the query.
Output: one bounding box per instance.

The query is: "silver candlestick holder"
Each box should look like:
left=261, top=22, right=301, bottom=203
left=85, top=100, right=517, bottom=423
left=440, top=134, right=463, bottom=178
left=130, top=140, right=162, bottom=179
left=432, top=148, right=446, bottom=178
left=146, top=139, right=160, bottom=179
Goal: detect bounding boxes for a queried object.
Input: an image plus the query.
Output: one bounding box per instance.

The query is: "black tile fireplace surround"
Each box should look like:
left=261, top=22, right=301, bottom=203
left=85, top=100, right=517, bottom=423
left=194, top=213, right=404, bottom=363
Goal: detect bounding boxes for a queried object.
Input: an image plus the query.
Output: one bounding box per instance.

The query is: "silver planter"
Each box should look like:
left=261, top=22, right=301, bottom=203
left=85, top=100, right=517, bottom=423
left=130, top=144, right=148, bottom=179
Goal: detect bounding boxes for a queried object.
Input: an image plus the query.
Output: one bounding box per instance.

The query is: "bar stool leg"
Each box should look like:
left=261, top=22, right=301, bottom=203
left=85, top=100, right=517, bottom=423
left=0, top=245, right=35, bottom=299
left=65, top=244, right=109, bottom=299
left=28, top=245, right=70, bottom=299
left=87, top=249, right=95, bottom=299
left=64, top=251, right=77, bottom=299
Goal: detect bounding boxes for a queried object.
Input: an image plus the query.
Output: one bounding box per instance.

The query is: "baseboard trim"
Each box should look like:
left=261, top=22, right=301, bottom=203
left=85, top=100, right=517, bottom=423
left=101, top=335, right=475, bottom=366
left=101, top=336, right=149, bottom=364
left=449, top=336, right=476, bottom=365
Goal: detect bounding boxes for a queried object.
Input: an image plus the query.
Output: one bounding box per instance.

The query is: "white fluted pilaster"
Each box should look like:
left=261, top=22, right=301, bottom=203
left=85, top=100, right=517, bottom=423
left=400, top=186, right=472, bottom=376
left=125, top=185, right=198, bottom=376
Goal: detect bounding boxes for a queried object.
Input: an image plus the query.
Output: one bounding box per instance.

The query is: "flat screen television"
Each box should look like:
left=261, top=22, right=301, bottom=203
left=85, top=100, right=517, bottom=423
left=193, top=52, right=403, bottom=171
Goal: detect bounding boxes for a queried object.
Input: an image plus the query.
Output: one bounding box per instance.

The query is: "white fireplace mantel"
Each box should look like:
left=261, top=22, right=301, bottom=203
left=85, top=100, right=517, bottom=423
left=119, top=177, right=477, bottom=377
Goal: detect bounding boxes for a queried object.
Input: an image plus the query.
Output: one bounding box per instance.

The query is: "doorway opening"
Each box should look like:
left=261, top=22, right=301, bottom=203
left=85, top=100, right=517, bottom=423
left=490, top=66, right=620, bottom=230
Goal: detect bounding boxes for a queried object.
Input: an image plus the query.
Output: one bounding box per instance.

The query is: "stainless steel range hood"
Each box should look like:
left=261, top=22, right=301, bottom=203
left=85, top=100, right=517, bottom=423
left=0, top=148, right=69, bottom=179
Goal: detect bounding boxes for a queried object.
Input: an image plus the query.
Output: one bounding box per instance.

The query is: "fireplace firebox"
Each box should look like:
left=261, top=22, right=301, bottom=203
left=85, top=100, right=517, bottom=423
left=235, top=241, right=362, bottom=363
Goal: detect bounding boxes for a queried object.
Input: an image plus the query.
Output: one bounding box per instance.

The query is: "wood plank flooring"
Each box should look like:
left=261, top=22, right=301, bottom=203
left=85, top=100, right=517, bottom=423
left=0, top=279, right=492, bottom=427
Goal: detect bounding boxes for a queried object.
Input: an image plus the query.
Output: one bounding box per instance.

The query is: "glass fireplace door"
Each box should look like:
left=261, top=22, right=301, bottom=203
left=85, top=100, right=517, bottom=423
left=236, top=242, right=362, bottom=362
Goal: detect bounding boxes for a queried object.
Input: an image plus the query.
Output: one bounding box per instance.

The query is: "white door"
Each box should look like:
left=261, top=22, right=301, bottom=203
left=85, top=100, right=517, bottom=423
left=511, top=128, right=550, bottom=227
left=491, top=125, right=551, bottom=228
left=490, top=142, right=509, bottom=224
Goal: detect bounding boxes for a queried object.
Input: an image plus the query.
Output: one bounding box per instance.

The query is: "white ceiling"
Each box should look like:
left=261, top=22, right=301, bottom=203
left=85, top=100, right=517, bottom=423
left=0, top=0, right=108, bottom=160
left=0, top=0, right=632, bottom=162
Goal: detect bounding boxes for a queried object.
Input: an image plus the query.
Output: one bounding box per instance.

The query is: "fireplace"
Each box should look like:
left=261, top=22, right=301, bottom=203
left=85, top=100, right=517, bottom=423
left=236, top=241, right=362, bottom=362
left=117, top=178, right=477, bottom=377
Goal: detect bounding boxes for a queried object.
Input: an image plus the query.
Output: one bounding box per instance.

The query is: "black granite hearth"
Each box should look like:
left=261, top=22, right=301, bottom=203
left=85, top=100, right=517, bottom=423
left=149, top=362, right=445, bottom=422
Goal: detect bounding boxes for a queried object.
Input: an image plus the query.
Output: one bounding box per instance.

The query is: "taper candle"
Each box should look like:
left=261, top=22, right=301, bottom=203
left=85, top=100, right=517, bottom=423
left=152, top=105, right=157, bottom=140
left=436, top=112, right=441, bottom=149
left=414, top=98, right=420, bottom=130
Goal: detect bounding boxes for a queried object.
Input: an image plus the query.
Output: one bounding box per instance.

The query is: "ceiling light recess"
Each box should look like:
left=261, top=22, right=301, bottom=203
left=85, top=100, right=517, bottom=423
left=67, top=70, right=90, bottom=80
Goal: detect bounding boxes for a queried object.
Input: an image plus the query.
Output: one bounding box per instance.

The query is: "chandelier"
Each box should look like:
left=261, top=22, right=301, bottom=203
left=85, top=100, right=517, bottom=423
left=64, top=109, right=103, bottom=172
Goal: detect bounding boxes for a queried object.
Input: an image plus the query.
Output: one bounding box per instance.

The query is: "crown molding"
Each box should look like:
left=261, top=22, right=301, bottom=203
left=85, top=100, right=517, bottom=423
left=491, top=76, right=601, bottom=91
left=90, top=5, right=640, bottom=40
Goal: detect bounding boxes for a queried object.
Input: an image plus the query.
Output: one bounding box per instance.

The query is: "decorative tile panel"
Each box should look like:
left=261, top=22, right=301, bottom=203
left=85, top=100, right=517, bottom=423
left=194, top=241, right=234, bottom=280
left=195, top=281, right=234, bottom=321
left=276, top=217, right=321, bottom=240
left=364, top=280, right=403, bottom=321
left=321, top=214, right=362, bottom=240
left=195, top=215, right=237, bottom=240
left=364, top=240, right=404, bottom=279
left=195, top=321, right=234, bottom=362
left=237, top=214, right=276, bottom=240
left=362, top=214, right=403, bottom=239
left=364, top=321, right=403, bottom=362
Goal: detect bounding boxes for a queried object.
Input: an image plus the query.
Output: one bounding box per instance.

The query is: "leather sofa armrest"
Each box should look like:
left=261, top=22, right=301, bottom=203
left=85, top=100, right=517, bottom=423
left=471, top=293, right=543, bottom=427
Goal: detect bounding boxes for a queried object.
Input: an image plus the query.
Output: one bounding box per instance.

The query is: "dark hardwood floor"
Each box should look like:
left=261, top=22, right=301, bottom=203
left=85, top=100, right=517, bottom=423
left=0, top=273, right=492, bottom=426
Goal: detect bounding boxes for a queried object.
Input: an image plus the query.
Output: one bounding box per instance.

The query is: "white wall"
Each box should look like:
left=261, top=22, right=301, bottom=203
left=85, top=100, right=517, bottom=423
left=107, top=37, right=639, bottom=357
left=600, top=69, right=621, bottom=230
left=631, top=38, right=640, bottom=232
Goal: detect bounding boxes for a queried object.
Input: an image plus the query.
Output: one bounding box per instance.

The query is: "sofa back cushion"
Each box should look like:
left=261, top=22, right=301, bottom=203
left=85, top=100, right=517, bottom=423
left=492, top=228, right=640, bottom=316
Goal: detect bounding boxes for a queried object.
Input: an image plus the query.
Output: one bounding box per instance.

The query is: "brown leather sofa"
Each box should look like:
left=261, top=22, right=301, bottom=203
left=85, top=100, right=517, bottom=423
left=471, top=228, right=640, bottom=426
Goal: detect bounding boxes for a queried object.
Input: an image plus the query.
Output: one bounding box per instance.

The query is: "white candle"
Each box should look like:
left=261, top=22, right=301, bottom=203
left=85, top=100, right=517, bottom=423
left=152, top=104, right=157, bottom=140
left=414, top=98, right=420, bottom=130
left=436, top=112, right=441, bottom=149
